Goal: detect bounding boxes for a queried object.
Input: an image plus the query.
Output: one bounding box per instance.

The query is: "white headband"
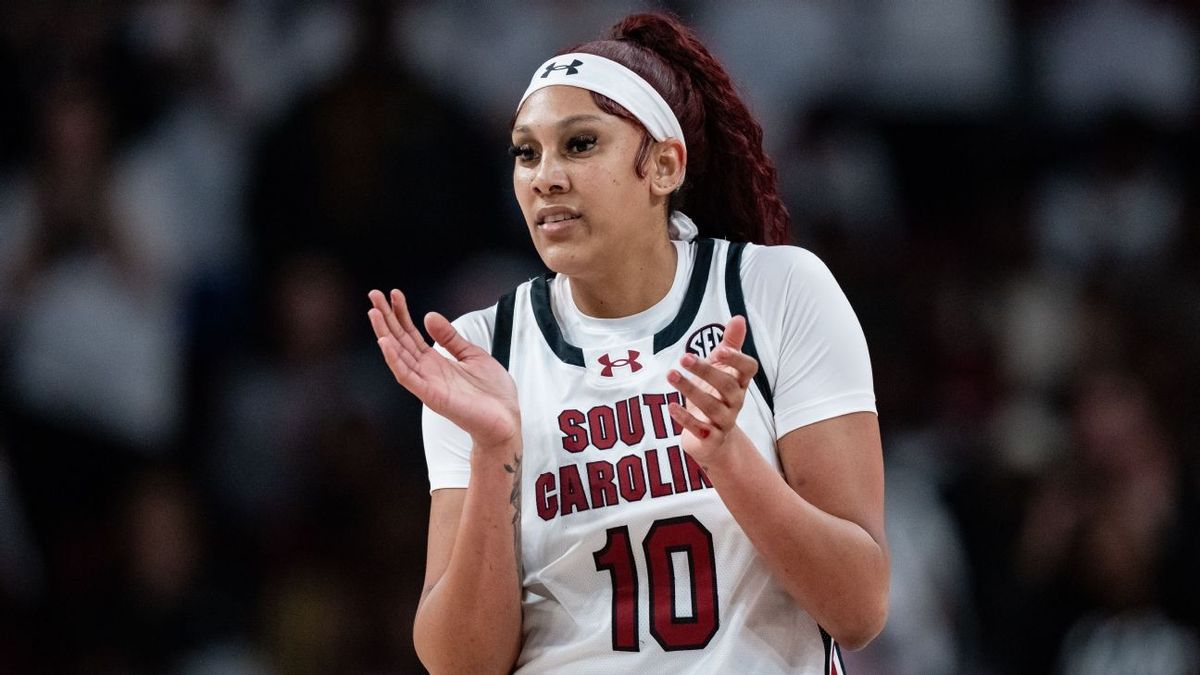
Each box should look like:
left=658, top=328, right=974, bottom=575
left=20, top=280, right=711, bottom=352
left=517, top=52, right=686, bottom=151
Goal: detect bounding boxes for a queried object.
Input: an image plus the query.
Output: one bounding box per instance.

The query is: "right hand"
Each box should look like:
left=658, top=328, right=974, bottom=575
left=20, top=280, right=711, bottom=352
left=368, top=289, right=520, bottom=450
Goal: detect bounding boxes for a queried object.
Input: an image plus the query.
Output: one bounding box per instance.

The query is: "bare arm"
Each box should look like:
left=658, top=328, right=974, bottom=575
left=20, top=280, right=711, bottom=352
left=414, top=454, right=523, bottom=673
left=667, top=317, right=888, bottom=650
left=367, top=290, right=524, bottom=673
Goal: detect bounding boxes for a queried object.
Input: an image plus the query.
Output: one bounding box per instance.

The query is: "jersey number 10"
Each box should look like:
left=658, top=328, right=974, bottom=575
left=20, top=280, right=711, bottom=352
left=592, top=515, right=719, bottom=651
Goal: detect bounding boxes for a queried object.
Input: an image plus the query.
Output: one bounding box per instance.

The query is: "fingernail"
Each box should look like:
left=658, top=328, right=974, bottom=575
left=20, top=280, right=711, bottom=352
left=681, top=353, right=696, bottom=366
left=698, top=428, right=710, bottom=439
left=667, top=370, right=680, bottom=383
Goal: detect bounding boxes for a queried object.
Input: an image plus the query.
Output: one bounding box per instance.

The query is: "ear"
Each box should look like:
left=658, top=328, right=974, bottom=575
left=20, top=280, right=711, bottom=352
left=648, top=138, right=687, bottom=197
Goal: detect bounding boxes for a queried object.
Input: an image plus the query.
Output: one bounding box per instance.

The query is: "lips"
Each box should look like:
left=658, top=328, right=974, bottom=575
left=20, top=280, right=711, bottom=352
left=536, top=205, right=581, bottom=226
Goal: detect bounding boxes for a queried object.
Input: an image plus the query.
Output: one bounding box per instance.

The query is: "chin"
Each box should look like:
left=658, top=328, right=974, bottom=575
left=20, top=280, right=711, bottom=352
left=533, top=237, right=593, bottom=277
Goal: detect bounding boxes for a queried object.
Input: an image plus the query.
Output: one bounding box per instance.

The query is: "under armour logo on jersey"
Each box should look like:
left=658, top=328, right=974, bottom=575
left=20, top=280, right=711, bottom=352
left=597, top=350, right=642, bottom=378
left=540, top=59, right=584, bottom=78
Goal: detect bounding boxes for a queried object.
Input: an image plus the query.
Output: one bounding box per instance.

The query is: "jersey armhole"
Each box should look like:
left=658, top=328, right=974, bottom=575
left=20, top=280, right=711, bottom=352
left=725, top=241, right=775, bottom=413
left=491, top=288, right=517, bottom=370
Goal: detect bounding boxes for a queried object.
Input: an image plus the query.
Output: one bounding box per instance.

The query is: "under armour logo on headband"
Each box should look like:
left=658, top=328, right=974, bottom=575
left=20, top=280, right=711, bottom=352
left=519, top=52, right=686, bottom=151
left=541, top=59, right=584, bottom=78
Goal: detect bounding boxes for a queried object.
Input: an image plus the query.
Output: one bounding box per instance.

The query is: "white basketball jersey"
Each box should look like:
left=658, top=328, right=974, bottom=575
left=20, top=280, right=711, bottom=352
left=422, top=235, right=873, bottom=667
left=424, top=238, right=872, bottom=674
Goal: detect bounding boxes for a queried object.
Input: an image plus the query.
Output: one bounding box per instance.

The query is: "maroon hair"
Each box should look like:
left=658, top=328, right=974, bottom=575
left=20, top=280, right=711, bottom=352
left=567, top=12, right=790, bottom=245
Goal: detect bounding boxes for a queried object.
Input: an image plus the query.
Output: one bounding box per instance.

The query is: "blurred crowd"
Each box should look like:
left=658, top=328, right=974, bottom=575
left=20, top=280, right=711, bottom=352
left=0, top=1, right=1197, bottom=673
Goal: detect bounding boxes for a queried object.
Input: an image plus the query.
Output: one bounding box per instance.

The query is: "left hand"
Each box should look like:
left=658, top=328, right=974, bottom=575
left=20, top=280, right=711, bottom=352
left=666, top=315, right=760, bottom=466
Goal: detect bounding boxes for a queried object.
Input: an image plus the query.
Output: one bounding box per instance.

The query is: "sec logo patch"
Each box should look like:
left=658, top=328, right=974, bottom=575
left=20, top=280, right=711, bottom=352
left=685, top=323, right=724, bottom=358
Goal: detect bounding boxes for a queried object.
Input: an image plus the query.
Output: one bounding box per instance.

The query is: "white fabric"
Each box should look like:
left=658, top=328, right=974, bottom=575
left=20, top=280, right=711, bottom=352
left=668, top=210, right=699, bottom=242
left=518, top=52, right=686, bottom=150
left=739, top=244, right=877, bottom=433
left=551, top=239, right=694, bottom=349
left=420, top=240, right=875, bottom=672
left=424, top=241, right=876, bottom=489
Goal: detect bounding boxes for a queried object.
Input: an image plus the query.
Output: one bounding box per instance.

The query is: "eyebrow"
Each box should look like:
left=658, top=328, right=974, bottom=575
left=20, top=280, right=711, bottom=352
left=512, top=114, right=604, bottom=134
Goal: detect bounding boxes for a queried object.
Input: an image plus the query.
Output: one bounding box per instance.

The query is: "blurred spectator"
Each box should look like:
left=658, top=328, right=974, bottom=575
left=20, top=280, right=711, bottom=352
left=207, top=254, right=399, bottom=541
left=845, top=436, right=973, bottom=675
left=0, top=423, right=43, bottom=606
left=0, top=441, right=42, bottom=672
left=0, top=79, right=182, bottom=450
left=699, top=0, right=850, bottom=148
left=1015, top=370, right=1198, bottom=672
left=397, top=0, right=651, bottom=127
left=1058, top=612, right=1200, bottom=675
left=75, top=468, right=257, bottom=674
left=247, top=0, right=516, bottom=318
left=860, top=0, right=1016, bottom=116
left=0, top=1, right=1195, bottom=672
left=1032, top=113, right=1184, bottom=279
left=778, top=103, right=902, bottom=244
left=1034, top=0, right=1199, bottom=127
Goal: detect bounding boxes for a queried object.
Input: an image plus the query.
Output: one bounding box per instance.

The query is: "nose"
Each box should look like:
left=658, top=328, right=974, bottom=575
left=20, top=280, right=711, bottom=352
left=531, top=153, right=569, bottom=195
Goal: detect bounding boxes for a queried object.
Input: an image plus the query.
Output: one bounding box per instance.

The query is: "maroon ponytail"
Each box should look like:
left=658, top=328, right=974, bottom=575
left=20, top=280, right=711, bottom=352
left=567, top=12, right=790, bottom=245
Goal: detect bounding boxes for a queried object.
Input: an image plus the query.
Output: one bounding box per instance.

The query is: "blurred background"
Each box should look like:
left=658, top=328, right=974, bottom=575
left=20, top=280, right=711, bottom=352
left=0, top=0, right=1197, bottom=673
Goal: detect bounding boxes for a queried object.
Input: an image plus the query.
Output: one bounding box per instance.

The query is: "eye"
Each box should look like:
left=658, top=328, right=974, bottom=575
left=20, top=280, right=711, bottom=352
left=508, top=143, right=537, bottom=163
left=566, top=134, right=597, bottom=154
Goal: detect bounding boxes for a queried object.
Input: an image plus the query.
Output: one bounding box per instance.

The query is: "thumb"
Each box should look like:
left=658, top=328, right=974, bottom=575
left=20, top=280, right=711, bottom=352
left=424, top=312, right=484, bottom=361
left=719, top=315, right=747, bottom=352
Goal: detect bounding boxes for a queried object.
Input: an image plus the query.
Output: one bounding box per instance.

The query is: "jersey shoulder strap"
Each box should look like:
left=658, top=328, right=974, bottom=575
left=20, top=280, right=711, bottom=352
left=725, top=241, right=775, bottom=412
left=491, top=288, right=518, bottom=370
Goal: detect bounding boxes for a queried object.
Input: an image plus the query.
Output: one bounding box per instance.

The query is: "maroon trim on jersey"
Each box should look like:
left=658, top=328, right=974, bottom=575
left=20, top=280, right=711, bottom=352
left=821, top=626, right=847, bottom=674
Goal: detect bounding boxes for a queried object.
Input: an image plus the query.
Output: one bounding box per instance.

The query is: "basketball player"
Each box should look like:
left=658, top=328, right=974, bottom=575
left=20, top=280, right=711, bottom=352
left=367, top=13, right=887, bottom=674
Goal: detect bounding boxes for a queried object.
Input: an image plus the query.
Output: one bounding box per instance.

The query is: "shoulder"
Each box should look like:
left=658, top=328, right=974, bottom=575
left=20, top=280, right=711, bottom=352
left=448, top=277, right=537, bottom=351
left=739, top=242, right=832, bottom=282
left=450, top=304, right=497, bottom=349
left=734, top=242, right=847, bottom=306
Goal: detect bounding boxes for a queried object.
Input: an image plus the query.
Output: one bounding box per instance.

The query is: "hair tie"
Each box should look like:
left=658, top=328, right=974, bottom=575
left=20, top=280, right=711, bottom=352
left=668, top=211, right=698, bottom=242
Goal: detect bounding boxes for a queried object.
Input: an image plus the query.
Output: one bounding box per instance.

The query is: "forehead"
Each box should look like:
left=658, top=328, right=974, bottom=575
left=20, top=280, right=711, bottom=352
left=513, top=86, right=610, bottom=133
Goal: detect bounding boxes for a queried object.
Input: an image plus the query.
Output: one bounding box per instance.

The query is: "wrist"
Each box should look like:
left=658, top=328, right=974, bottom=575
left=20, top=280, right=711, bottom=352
left=697, top=427, right=757, bottom=476
left=471, top=431, right=523, bottom=462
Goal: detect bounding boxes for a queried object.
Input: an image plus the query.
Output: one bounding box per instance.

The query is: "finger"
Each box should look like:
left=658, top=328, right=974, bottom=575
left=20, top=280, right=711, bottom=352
left=680, top=352, right=742, bottom=404
left=388, top=289, right=430, bottom=353
left=390, top=317, right=431, bottom=358
left=369, top=290, right=406, bottom=341
left=667, top=402, right=713, bottom=440
left=425, top=312, right=486, bottom=362
left=369, top=306, right=428, bottom=364
left=387, top=333, right=423, bottom=374
left=377, top=336, right=416, bottom=385
left=380, top=335, right=437, bottom=401
left=667, top=369, right=732, bottom=428
left=719, top=315, right=747, bottom=352
left=709, top=347, right=759, bottom=387
left=372, top=290, right=431, bottom=356
left=364, top=305, right=384, bottom=336
left=368, top=291, right=391, bottom=332
left=367, top=307, right=391, bottom=340
left=372, top=288, right=424, bottom=354
left=390, top=289, right=425, bottom=341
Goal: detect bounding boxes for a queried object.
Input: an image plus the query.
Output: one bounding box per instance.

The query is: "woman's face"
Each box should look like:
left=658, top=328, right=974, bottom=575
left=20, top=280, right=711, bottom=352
left=511, top=86, right=663, bottom=276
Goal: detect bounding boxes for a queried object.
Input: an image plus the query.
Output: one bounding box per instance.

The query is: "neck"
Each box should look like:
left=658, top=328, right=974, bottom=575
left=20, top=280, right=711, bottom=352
left=569, top=236, right=678, bottom=318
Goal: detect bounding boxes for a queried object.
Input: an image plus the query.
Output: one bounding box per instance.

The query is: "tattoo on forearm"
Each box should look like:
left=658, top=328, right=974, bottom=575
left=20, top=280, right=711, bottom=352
left=504, top=454, right=523, bottom=588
